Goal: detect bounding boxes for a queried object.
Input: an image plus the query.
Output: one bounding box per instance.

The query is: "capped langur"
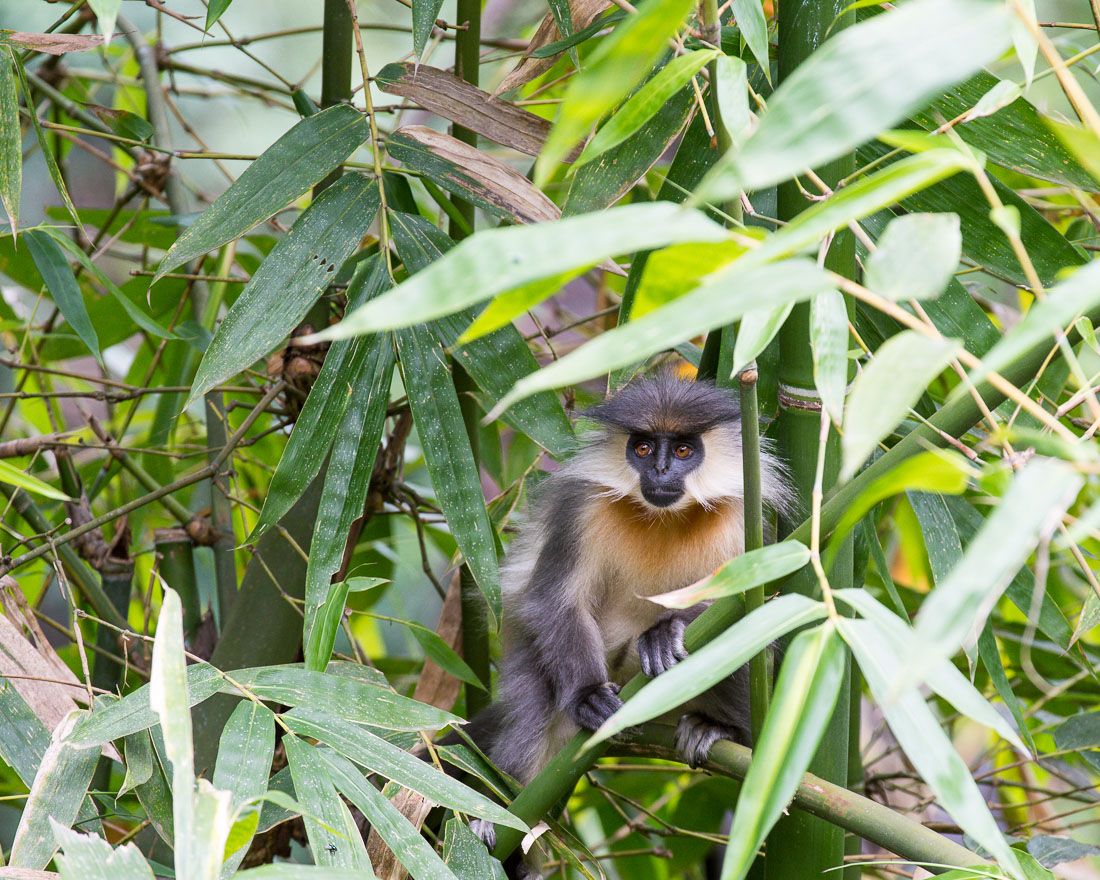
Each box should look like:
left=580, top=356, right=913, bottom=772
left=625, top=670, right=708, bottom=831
left=468, top=374, right=791, bottom=856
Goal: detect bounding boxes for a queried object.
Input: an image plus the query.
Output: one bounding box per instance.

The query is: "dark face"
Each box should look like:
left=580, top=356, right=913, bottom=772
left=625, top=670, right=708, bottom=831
left=626, top=432, right=705, bottom=508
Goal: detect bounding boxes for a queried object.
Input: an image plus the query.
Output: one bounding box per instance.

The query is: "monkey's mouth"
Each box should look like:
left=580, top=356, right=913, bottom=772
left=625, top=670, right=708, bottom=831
left=641, top=486, right=684, bottom=508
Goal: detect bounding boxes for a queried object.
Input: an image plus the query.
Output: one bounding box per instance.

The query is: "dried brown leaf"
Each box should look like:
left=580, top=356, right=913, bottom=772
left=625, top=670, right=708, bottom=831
left=3, top=31, right=108, bottom=55
left=412, top=572, right=464, bottom=712
left=377, top=63, right=552, bottom=158
left=495, top=0, right=613, bottom=95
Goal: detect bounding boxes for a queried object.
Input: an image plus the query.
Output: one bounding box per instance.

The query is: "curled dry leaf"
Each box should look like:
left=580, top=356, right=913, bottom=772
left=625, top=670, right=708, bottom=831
left=377, top=63, right=554, bottom=158
left=388, top=125, right=560, bottom=225
left=3, top=31, right=108, bottom=55
left=495, top=0, right=613, bottom=95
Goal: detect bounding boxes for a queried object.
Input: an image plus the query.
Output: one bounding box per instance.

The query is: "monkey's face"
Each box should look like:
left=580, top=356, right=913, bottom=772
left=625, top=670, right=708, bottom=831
left=626, top=432, right=705, bottom=508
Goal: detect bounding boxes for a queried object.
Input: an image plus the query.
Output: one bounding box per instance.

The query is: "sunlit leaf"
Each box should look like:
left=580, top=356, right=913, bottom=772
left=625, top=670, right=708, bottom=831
left=649, top=541, right=811, bottom=608
left=864, top=213, right=961, bottom=301
left=809, top=288, right=848, bottom=424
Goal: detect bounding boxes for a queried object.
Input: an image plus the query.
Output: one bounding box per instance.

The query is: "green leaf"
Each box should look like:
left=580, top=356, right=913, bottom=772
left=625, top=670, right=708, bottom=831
left=321, top=750, right=465, bottom=880
left=284, top=735, right=375, bottom=871
left=809, top=289, right=848, bottom=424
left=308, top=203, right=728, bottom=340
left=205, top=0, right=233, bottom=31
left=720, top=622, right=845, bottom=880
left=864, top=213, right=961, bottom=301
left=120, top=731, right=154, bottom=798
left=967, top=260, right=1100, bottom=388
left=578, top=49, right=718, bottom=167
left=840, top=618, right=1024, bottom=880
left=228, top=666, right=464, bottom=732
left=86, top=0, right=122, bottom=42
left=835, top=589, right=1028, bottom=754
left=405, top=621, right=485, bottom=689
left=732, top=303, right=793, bottom=379
left=284, top=707, right=526, bottom=830
left=12, top=53, right=84, bottom=238
left=230, top=869, right=378, bottom=880
left=829, top=449, right=974, bottom=550
left=903, top=458, right=1083, bottom=688
left=0, top=47, right=20, bottom=233
left=841, top=331, right=961, bottom=482
left=489, top=259, right=835, bottom=417
left=213, top=702, right=275, bottom=876
left=977, top=623, right=1036, bottom=756
left=187, top=173, right=381, bottom=407
left=413, top=0, right=446, bottom=57
left=715, top=54, right=751, bottom=147
left=24, top=229, right=100, bottom=362
left=632, top=240, right=748, bottom=318
left=532, top=10, right=626, bottom=58
left=52, top=820, right=156, bottom=880
left=443, top=817, right=508, bottom=880
left=1047, top=119, right=1100, bottom=188
left=696, top=0, right=1012, bottom=200
left=156, top=104, right=370, bottom=281
left=8, top=712, right=99, bottom=869
left=397, top=324, right=502, bottom=627
left=0, top=458, right=71, bottom=501
left=648, top=541, right=812, bottom=608
left=250, top=256, right=391, bottom=543
left=730, top=0, right=770, bottom=81
left=536, top=0, right=696, bottom=181
left=66, top=663, right=224, bottom=746
left=587, top=594, right=827, bottom=745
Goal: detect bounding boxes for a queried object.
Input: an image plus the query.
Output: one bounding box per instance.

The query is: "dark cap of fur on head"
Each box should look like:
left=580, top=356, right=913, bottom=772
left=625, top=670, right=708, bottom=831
left=585, top=373, right=741, bottom=435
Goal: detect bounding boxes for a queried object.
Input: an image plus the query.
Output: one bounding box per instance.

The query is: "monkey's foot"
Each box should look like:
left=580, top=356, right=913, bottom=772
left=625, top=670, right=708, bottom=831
left=571, top=681, right=626, bottom=730
left=675, top=713, right=738, bottom=769
left=638, top=615, right=690, bottom=678
left=469, top=818, right=496, bottom=850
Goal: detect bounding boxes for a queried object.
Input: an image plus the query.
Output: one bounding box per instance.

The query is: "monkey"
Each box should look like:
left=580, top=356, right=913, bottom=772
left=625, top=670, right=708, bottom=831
left=463, top=373, right=792, bottom=866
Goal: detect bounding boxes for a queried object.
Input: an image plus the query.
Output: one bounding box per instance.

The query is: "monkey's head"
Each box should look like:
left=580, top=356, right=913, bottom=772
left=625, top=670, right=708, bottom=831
left=572, top=373, right=790, bottom=515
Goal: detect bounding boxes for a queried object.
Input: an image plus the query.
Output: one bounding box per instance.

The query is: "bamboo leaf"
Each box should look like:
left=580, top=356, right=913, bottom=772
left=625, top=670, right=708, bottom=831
left=250, top=255, right=391, bottom=543
left=155, top=105, right=370, bottom=281
left=840, top=618, right=1024, bottom=880
left=730, top=0, right=770, bottom=80
left=499, top=1, right=619, bottom=91
left=1047, top=120, right=1100, bottom=187
left=375, top=63, right=553, bottom=157
left=732, top=303, right=792, bottom=379
left=406, top=621, right=485, bottom=690
left=0, top=47, right=19, bottom=234
left=283, top=735, right=374, bottom=871
left=696, top=0, right=1012, bottom=200
left=307, top=203, right=727, bottom=340
left=0, top=459, right=71, bottom=502
left=864, top=213, right=961, bottom=302
left=715, top=54, right=751, bottom=147
left=302, top=328, right=394, bottom=670
left=720, top=622, right=845, bottom=880
left=51, top=821, right=155, bottom=880
left=587, top=594, right=827, bottom=745
left=841, top=331, right=961, bottom=482
left=284, top=707, right=526, bottom=830
left=387, top=127, right=561, bottom=225
left=320, top=750, right=465, bottom=880
left=8, top=712, right=99, bottom=869
left=904, top=459, right=1083, bottom=688
left=24, top=230, right=100, bottom=362
left=412, top=0, right=446, bottom=57
left=86, top=0, right=121, bottom=43
left=205, top=0, right=233, bottom=31
left=829, top=450, right=974, bottom=549
left=631, top=241, right=748, bottom=318
left=443, top=817, right=509, bottom=880
left=967, top=260, right=1100, bottom=388
left=490, top=259, right=835, bottom=416
left=227, top=869, right=377, bottom=880
left=648, top=541, right=812, bottom=608
left=396, top=324, right=502, bottom=628
left=809, top=289, right=848, bottom=424
left=578, top=49, right=718, bottom=167
left=536, top=0, right=696, bottom=181
left=835, top=589, right=1028, bottom=754
left=213, top=702, right=275, bottom=877
left=187, top=173, right=381, bottom=407
left=228, top=666, right=463, bottom=731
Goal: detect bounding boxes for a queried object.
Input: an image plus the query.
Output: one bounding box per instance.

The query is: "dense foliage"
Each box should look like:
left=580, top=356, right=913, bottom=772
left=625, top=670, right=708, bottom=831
left=3, top=0, right=1100, bottom=878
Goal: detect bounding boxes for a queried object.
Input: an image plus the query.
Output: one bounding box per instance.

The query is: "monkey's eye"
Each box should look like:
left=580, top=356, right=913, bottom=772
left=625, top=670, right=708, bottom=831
left=634, top=441, right=652, bottom=457
left=674, top=444, right=693, bottom=459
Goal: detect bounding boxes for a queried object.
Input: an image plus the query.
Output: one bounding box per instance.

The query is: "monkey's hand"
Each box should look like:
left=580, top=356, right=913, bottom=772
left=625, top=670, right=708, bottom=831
left=638, top=611, right=692, bottom=678
left=569, top=681, right=626, bottom=731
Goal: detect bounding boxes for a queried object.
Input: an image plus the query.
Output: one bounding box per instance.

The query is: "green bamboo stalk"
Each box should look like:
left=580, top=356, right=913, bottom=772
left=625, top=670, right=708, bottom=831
left=450, top=0, right=481, bottom=239
left=155, top=528, right=200, bottom=637
left=766, top=1, right=857, bottom=875
left=611, top=728, right=988, bottom=876
left=740, top=364, right=769, bottom=742
left=315, top=0, right=354, bottom=195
